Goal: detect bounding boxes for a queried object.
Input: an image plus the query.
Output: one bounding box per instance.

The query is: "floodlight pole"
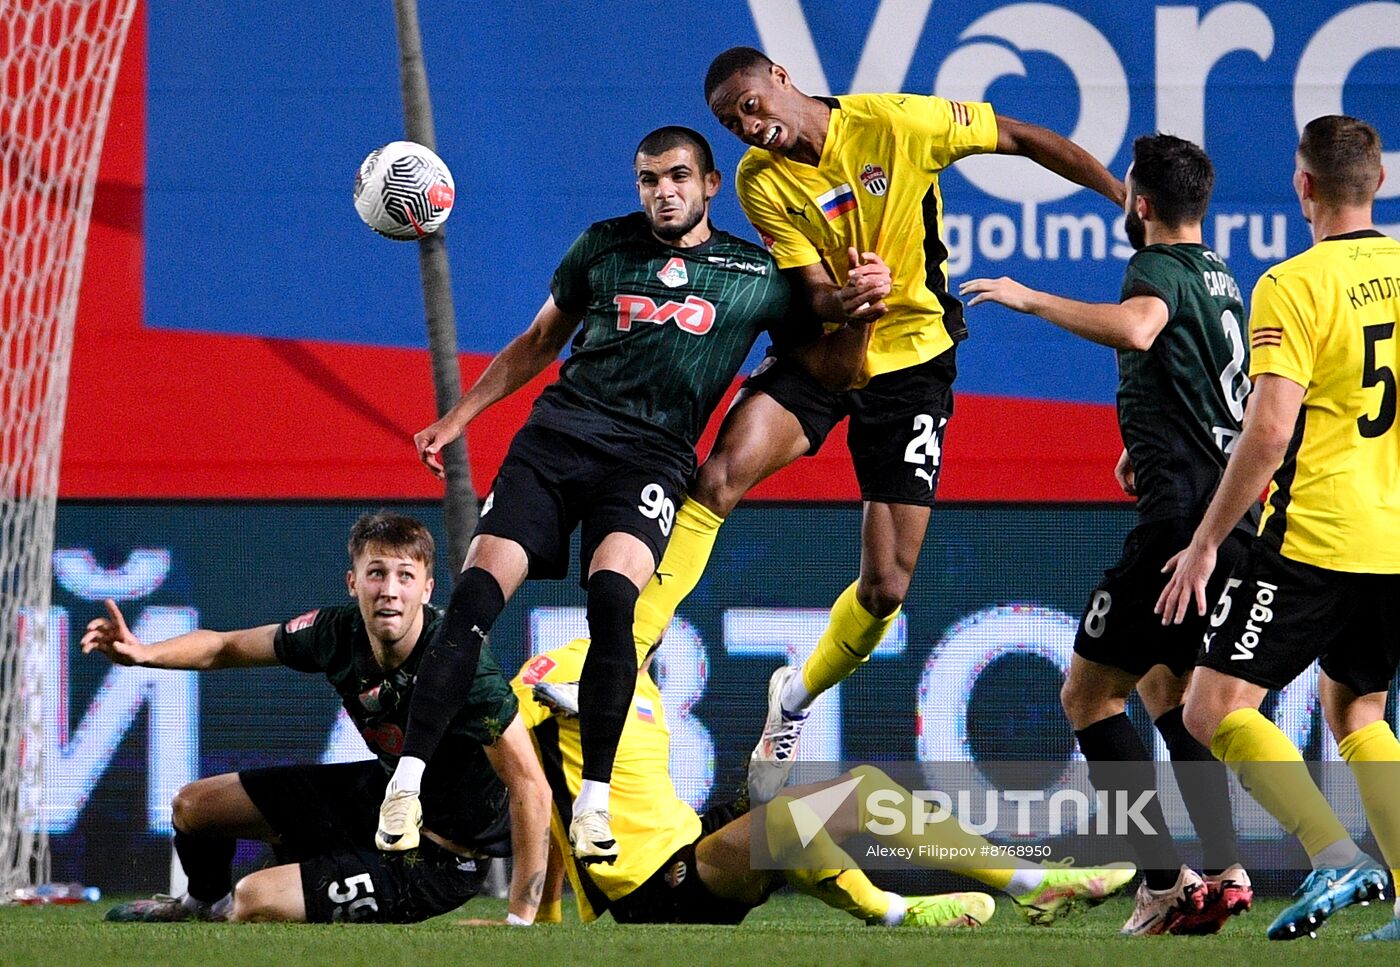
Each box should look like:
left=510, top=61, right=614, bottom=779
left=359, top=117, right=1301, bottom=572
left=391, top=0, right=477, bottom=576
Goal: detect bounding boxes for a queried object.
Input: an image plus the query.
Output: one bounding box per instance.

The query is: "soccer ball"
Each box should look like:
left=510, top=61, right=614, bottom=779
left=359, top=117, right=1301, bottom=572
left=353, top=140, right=455, bottom=240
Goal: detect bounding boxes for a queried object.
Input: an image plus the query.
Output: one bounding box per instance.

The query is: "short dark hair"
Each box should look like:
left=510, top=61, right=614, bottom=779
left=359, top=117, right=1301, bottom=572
left=704, top=46, right=773, bottom=102
left=635, top=125, right=715, bottom=174
left=348, top=511, right=434, bottom=570
left=1129, top=133, right=1214, bottom=227
left=1298, top=115, right=1382, bottom=206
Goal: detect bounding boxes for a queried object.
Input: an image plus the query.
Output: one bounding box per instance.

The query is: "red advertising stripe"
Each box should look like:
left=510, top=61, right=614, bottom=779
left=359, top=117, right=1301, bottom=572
left=62, top=3, right=1127, bottom=504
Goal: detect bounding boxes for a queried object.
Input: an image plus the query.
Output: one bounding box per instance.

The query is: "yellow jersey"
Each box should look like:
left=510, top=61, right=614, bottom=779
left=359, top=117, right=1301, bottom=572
left=511, top=640, right=701, bottom=922
left=735, top=93, right=999, bottom=380
left=1251, top=230, right=1400, bottom=572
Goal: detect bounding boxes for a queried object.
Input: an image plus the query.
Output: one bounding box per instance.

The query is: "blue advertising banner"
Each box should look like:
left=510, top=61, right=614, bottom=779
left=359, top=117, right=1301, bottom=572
left=40, top=502, right=1395, bottom=890
left=146, top=0, right=1400, bottom=405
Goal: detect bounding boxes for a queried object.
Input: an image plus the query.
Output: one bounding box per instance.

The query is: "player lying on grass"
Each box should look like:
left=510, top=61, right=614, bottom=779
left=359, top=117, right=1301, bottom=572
left=83, top=512, right=550, bottom=925
left=511, top=639, right=1134, bottom=928
left=961, top=134, right=1252, bottom=936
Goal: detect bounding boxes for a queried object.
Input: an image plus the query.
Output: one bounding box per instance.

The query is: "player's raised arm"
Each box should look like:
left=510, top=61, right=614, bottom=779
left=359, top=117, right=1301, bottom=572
left=994, top=115, right=1125, bottom=206
left=483, top=716, right=553, bottom=925
left=81, top=599, right=279, bottom=669
left=414, top=297, right=581, bottom=478
left=959, top=277, right=1169, bottom=352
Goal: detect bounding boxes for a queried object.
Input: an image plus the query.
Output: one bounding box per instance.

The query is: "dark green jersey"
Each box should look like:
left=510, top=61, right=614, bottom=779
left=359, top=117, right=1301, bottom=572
left=274, top=602, right=516, bottom=854
left=536, top=212, right=797, bottom=477
left=1117, top=243, right=1256, bottom=529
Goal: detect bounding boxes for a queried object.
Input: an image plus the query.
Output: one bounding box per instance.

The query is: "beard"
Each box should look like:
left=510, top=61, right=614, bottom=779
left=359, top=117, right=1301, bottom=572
left=1124, top=209, right=1147, bottom=251
left=648, top=199, right=706, bottom=242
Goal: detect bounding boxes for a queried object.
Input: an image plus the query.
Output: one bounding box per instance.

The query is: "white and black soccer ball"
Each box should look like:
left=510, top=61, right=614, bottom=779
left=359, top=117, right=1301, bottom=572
left=353, top=140, right=455, bottom=240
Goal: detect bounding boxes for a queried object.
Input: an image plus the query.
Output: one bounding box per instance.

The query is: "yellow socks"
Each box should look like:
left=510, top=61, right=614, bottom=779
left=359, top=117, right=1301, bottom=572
left=1211, top=708, right=1351, bottom=858
left=801, top=582, right=899, bottom=699
left=784, top=867, right=892, bottom=922
left=1338, top=720, right=1400, bottom=887
left=847, top=766, right=1019, bottom=890
left=767, top=786, right=891, bottom=922
left=631, top=499, right=724, bottom=663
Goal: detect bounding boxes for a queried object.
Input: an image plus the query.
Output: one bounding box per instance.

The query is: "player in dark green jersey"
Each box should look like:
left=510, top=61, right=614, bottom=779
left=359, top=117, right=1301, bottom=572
left=83, top=512, right=550, bottom=925
left=961, top=134, right=1253, bottom=936
left=380, top=126, right=802, bottom=867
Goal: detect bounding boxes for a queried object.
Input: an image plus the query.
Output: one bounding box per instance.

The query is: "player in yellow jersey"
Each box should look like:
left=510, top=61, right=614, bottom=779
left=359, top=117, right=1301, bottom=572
left=645, top=46, right=1122, bottom=804
left=1157, top=115, right=1400, bottom=942
left=510, top=640, right=1133, bottom=927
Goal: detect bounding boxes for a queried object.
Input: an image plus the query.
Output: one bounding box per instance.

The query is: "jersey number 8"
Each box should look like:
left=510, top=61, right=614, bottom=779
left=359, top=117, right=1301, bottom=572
left=1219, top=309, right=1250, bottom=422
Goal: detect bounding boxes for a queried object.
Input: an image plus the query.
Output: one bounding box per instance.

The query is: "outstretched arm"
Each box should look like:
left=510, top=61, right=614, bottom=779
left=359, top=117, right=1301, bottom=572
left=484, top=716, right=553, bottom=925
left=414, top=297, right=581, bottom=478
left=960, top=277, right=1168, bottom=351
left=995, top=115, right=1125, bottom=207
left=81, top=599, right=278, bottom=669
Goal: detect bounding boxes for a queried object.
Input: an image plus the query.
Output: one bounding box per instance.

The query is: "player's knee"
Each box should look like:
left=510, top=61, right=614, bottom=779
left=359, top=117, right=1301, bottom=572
left=1059, top=677, right=1086, bottom=725
left=230, top=874, right=281, bottom=923
left=1181, top=697, right=1222, bottom=749
left=855, top=576, right=908, bottom=619
left=849, top=763, right=888, bottom=787
left=171, top=779, right=216, bottom=834
left=692, top=455, right=746, bottom=517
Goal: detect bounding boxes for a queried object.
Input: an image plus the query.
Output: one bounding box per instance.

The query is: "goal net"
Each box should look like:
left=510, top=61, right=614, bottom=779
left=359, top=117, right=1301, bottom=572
left=1, top=0, right=139, bottom=895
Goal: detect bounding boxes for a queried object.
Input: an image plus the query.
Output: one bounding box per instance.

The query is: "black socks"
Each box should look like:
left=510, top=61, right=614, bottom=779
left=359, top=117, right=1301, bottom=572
left=577, top=570, right=640, bottom=783
left=401, top=567, right=506, bottom=762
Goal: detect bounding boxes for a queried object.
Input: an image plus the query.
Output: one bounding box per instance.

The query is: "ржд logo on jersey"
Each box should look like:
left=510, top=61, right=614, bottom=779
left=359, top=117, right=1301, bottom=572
left=613, top=294, right=715, bottom=335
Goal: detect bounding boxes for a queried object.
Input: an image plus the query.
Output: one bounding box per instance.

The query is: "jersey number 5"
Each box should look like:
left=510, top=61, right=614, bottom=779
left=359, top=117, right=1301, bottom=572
left=1358, top=322, right=1396, bottom=438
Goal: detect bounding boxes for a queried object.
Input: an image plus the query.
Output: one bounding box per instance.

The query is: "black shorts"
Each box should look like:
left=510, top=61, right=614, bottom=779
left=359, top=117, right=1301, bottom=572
left=1195, top=542, right=1400, bottom=694
left=742, top=348, right=956, bottom=507
left=239, top=761, right=488, bottom=924
left=1073, top=519, right=1251, bottom=677
left=606, top=801, right=765, bottom=925
left=475, top=422, right=684, bottom=583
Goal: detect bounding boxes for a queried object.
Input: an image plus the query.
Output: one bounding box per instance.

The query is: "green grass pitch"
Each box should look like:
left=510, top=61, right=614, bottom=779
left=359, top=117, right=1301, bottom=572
left=1, top=892, right=1393, bottom=967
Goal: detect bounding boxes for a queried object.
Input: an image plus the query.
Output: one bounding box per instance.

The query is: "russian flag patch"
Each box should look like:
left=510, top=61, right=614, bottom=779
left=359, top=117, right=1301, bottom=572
left=635, top=698, right=655, bottom=723
left=816, top=183, right=857, bottom=221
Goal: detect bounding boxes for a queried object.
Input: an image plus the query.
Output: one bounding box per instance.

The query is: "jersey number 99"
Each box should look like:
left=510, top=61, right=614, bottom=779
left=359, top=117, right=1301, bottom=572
left=638, top=483, right=675, bottom=536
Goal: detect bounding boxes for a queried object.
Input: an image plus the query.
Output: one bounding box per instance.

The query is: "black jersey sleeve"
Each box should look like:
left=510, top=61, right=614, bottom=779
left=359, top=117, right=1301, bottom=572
left=758, top=268, right=810, bottom=351
left=549, top=224, right=600, bottom=314
left=272, top=604, right=348, bottom=673
left=1120, top=249, right=1180, bottom=317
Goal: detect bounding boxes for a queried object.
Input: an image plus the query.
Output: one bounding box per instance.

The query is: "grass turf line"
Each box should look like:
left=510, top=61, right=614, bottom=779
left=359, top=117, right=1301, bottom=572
left=0, top=892, right=1392, bottom=966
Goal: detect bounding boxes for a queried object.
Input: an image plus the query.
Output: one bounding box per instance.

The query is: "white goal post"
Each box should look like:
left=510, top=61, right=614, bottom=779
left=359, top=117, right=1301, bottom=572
left=1, top=0, right=139, bottom=895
